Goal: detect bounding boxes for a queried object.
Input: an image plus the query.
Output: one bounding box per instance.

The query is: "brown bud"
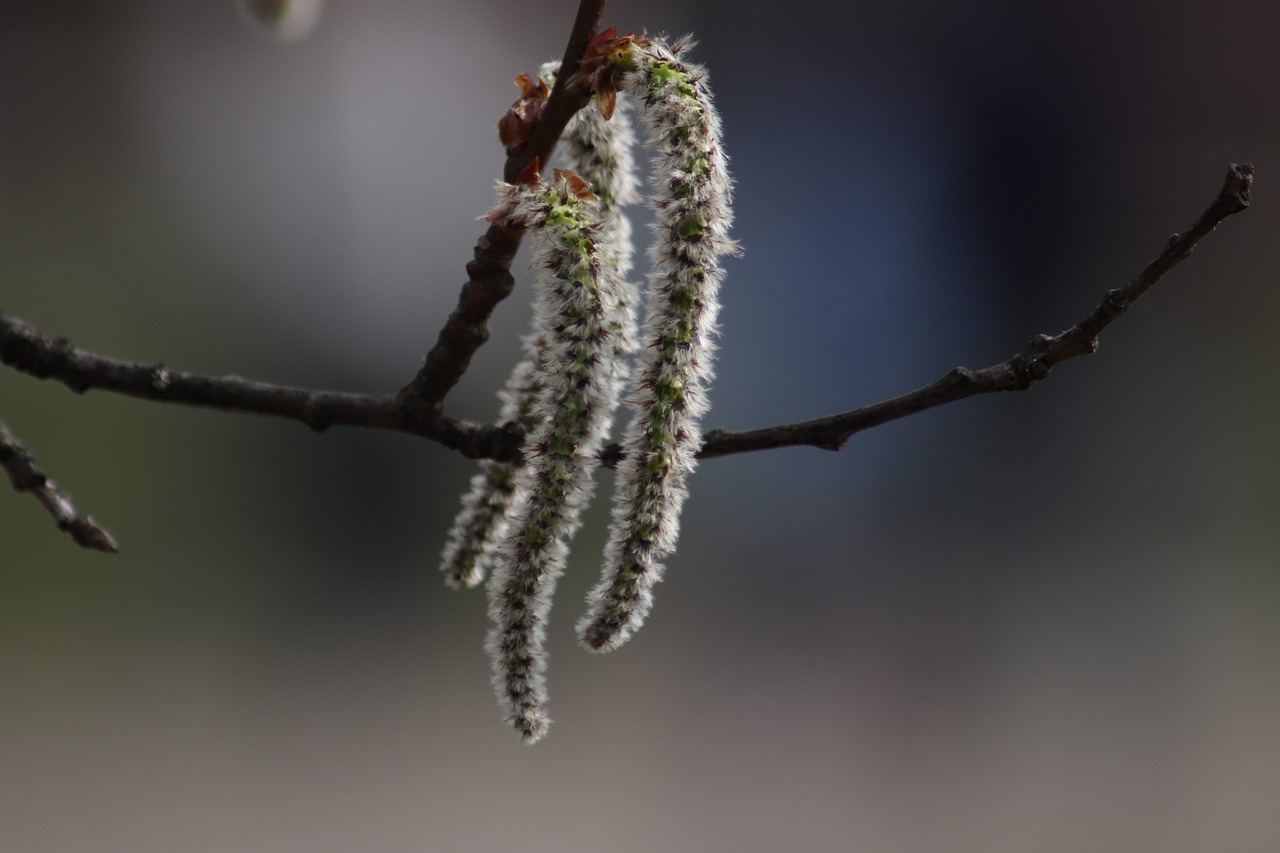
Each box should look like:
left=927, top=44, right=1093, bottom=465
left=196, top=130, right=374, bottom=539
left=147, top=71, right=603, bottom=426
left=498, top=72, right=551, bottom=155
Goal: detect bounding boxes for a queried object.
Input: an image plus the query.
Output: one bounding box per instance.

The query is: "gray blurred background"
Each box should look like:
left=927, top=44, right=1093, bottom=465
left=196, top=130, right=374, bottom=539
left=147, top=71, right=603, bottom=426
left=2, top=1, right=1278, bottom=850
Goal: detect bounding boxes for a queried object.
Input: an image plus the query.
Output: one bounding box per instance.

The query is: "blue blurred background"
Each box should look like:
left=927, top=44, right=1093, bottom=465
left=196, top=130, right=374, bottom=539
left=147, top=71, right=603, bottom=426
left=2, top=1, right=1277, bottom=850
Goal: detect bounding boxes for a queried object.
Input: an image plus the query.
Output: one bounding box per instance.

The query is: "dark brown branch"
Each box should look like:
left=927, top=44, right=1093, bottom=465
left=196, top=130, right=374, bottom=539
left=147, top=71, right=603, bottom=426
left=396, top=0, right=608, bottom=418
left=697, top=162, right=1254, bottom=458
left=1, top=417, right=118, bottom=552
left=0, top=311, right=518, bottom=461
left=0, top=163, right=1253, bottom=478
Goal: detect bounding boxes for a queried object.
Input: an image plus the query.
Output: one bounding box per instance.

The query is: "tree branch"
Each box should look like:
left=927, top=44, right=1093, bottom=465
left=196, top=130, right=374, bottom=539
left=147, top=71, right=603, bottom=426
left=0, top=417, right=118, bottom=552
left=697, top=162, right=1254, bottom=458
left=0, top=0, right=608, bottom=460
left=0, top=311, right=521, bottom=460
left=0, top=164, right=1254, bottom=475
left=395, top=0, right=608, bottom=418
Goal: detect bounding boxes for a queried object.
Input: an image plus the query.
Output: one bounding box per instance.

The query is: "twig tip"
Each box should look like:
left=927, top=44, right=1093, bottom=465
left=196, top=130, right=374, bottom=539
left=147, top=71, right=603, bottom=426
left=1223, top=161, right=1254, bottom=211
left=71, top=518, right=120, bottom=553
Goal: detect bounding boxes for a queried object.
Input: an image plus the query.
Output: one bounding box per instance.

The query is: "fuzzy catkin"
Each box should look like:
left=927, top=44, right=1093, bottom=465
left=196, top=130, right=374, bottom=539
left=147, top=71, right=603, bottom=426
left=543, top=61, right=643, bottom=383
left=484, top=174, right=624, bottom=743
left=437, top=338, right=543, bottom=589
left=578, top=36, right=737, bottom=653
left=438, top=79, right=639, bottom=591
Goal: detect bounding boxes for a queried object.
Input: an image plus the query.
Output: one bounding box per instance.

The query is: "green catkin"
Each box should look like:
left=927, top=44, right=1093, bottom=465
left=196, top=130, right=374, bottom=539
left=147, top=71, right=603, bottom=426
left=483, top=174, right=625, bottom=743
left=438, top=79, right=638, bottom=591
left=446, top=33, right=734, bottom=740
left=578, top=35, right=737, bottom=653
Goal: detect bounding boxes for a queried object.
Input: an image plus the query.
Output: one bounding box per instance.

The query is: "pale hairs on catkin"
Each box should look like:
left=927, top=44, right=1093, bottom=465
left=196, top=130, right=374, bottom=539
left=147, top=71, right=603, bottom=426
left=438, top=69, right=639, bottom=591
left=576, top=33, right=738, bottom=654
left=441, top=32, right=734, bottom=742
left=481, top=171, right=627, bottom=742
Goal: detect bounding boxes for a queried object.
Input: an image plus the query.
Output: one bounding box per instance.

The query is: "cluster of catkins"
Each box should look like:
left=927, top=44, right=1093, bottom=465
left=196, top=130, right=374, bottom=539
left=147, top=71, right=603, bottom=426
left=440, top=31, right=736, bottom=743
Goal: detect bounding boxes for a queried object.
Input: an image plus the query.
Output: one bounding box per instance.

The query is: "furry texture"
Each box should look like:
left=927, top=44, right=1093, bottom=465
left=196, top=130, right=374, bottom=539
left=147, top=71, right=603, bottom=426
left=482, top=174, right=625, bottom=742
left=442, top=35, right=735, bottom=740
left=578, top=36, right=737, bottom=653
left=439, top=78, right=639, bottom=591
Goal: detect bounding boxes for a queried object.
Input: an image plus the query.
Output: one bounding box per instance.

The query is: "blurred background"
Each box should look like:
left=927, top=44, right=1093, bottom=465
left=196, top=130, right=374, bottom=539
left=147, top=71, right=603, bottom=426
left=2, top=1, right=1277, bottom=850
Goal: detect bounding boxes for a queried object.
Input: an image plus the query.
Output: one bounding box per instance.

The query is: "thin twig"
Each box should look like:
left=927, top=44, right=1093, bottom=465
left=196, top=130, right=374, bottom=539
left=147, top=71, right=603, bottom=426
left=0, top=417, right=118, bottom=552
left=697, top=162, right=1254, bottom=458
left=0, top=163, right=1253, bottom=470
left=0, top=313, right=516, bottom=460
left=396, top=0, right=608, bottom=417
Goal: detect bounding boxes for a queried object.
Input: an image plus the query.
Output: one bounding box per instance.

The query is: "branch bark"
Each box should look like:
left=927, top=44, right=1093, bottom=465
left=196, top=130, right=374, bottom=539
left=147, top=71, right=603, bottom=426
left=698, top=162, right=1253, bottom=458
left=0, top=418, right=118, bottom=552
left=395, top=0, right=607, bottom=419
left=0, top=316, right=518, bottom=459
left=1, top=162, right=1253, bottom=471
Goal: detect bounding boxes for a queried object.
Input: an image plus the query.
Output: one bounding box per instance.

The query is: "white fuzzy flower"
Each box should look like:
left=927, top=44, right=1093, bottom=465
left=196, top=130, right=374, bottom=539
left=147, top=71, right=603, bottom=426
left=441, top=34, right=735, bottom=739
left=577, top=35, right=738, bottom=653
left=483, top=172, right=625, bottom=742
left=439, top=73, right=640, bottom=592
left=541, top=60, right=643, bottom=378
left=438, top=335, right=543, bottom=589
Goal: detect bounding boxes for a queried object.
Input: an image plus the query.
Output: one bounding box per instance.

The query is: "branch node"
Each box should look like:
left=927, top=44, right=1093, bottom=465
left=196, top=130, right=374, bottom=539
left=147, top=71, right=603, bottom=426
left=1219, top=162, right=1254, bottom=213
left=1028, top=333, right=1054, bottom=351
left=51, top=337, right=94, bottom=393
left=8, top=467, right=45, bottom=492
left=302, top=402, right=333, bottom=433
left=399, top=0, right=607, bottom=413
left=816, top=434, right=848, bottom=452
left=149, top=364, right=172, bottom=396
left=49, top=337, right=79, bottom=375
left=1008, top=352, right=1050, bottom=385
left=1104, top=287, right=1129, bottom=313
left=947, top=366, right=979, bottom=388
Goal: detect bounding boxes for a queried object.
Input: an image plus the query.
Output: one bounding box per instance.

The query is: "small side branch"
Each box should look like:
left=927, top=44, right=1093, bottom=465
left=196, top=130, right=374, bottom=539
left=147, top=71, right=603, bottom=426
left=396, top=0, right=608, bottom=417
left=0, top=418, right=118, bottom=552
left=697, top=162, right=1254, bottom=458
